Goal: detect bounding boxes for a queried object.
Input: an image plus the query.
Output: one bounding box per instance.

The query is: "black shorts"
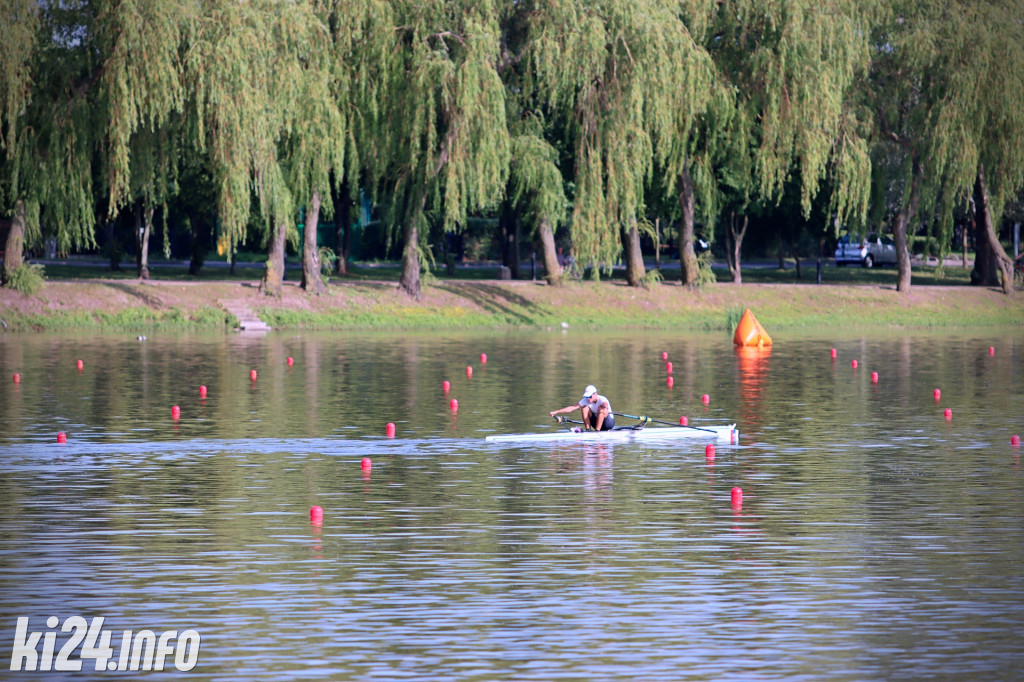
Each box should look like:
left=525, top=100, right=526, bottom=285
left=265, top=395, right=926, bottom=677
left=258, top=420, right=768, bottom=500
left=587, top=413, right=615, bottom=431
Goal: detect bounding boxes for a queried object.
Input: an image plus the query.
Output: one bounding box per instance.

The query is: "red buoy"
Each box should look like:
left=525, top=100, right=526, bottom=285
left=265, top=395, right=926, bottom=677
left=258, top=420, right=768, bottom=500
left=480, top=353, right=487, bottom=364
left=199, top=385, right=207, bottom=398
left=667, top=376, right=674, bottom=388
left=666, top=361, right=673, bottom=374
left=705, top=444, right=715, bottom=459
left=385, top=422, right=396, bottom=438
left=944, top=408, right=953, bottom=420
left=287, top=357, right=294, bottom=367
left=12, top=373, right=20, bottom=384
left=310, top=505, right=323, bottom=525
left=989, top=346, right=995, bottom=356
left=250, top=369, right=257, bottom=381
left=442, top=380, right=450, bottom=393
left=171, top=405, right=181, bottom=420
left=679, top=416, right=688, bottom=426
left=57, top=432, right=67, bottom=444
left=450, top=398, right=459, bottom=412
left=465, top=366, right=473, bottom=378
left=701, top=394, right=710, bottom=405
left=76, top=360, right=84, bottom=371
left=360, top=457, right=372, bottom=470
left=871, top=372, right=878, bottom=384
left=661, top=351, right=668, bottom=361
left=731, top=487, right=743, bottom=508
left=1011, top=435, right=1020, bottom=446
left=933, top=388, right=941, bottom=401
left=830, top=348, right=837, bottom=359
left=851, top=359, right=858, bottom=369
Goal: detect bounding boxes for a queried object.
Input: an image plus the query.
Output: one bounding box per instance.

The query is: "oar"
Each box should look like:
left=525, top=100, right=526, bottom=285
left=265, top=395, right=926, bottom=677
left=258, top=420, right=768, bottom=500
left=613, top=411, right=718, bottom=435
left=553, top=415, right=585, bottom=426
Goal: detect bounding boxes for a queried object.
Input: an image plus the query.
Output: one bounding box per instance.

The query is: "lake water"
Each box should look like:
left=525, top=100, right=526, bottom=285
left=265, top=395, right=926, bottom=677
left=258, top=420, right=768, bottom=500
left=1, top=328, right=1022, bottom=680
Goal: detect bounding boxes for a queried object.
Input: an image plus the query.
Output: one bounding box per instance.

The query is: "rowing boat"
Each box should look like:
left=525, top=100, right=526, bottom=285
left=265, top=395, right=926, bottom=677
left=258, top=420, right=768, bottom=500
left=485, top=423, right=738, bottom=444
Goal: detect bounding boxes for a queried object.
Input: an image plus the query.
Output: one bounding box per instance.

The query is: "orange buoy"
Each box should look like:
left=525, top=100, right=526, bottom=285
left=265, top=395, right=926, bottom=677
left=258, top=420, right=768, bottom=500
left=733, top=309, right=772, bottom=347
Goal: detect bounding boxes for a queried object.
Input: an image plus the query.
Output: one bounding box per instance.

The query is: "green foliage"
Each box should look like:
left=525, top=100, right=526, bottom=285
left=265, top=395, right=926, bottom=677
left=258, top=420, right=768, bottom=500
left=695, top=250, right=718, bottom=288
left=640, top=268, right=663, bottom=289
left=0, top=305, right=231, bottom=332
left=508, top=127, right=567, bottom=236
left=318, top=246, right=337, bottom=279
left=0, top=0, right=1021, bottom=295
left=3, top=262, right=44, bottom=294
left=725, top=306, right=746, bottom=331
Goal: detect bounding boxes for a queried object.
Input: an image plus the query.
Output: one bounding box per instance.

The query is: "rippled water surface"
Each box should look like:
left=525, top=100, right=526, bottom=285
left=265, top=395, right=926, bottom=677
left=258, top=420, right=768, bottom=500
left=1, top=329, right=1022, bottom=680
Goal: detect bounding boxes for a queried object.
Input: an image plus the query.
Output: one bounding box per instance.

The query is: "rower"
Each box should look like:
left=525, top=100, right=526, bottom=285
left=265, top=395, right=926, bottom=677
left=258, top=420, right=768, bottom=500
left=550, top=384, right=615, bottom=431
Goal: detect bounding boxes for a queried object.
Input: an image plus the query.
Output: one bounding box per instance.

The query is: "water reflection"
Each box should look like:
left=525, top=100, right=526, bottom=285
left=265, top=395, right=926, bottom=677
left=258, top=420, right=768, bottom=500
left=0, top=329, right=1022, bottom=680
left=734, top=345, right=770, bottom=433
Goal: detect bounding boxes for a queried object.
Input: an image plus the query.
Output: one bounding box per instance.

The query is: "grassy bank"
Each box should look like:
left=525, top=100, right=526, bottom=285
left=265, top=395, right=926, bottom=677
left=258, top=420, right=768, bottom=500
left=1, top=265, right=1021, bottom=333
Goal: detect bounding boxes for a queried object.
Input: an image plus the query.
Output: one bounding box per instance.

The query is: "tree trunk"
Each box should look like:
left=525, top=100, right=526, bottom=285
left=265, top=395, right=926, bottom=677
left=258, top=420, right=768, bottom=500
left=2, top=200, right=26, bottom=285
left=790, top=241, right=802, bottom=279
left=188, top=213, right=207, bottom=276
left=972, top=164, right=1014, bottom=294
left=622, top=215, right=645, bottom=287
left=399, top=189, right=427, bottom=299
left=108, top=221, right=121, bottom=271
left=961, top=221, right=969, bottom=269
left=301, top=191, right=327, bottom=295
left=260, top=222, right=287, bottom=296
left=726, top=212, right=747, bottom=283
left=334, top=179, right=351, bottom=276
left=510, top=213, right=521, bottom=279
left=399, top=220, right=421, bottom=299
left=894, top=155, right=922, bottom=293
left=538, top=217, right=561, bottom=285
left=135, top=202, right=153, bottom=280
left=678, top=168, right=699, bottom=286
left=499, top=200, right=517, bottom=278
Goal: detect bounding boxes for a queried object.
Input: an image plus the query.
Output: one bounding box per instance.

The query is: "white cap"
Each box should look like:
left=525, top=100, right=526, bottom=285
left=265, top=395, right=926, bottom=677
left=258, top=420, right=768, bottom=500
left=583, top=385, right=597, bottom=398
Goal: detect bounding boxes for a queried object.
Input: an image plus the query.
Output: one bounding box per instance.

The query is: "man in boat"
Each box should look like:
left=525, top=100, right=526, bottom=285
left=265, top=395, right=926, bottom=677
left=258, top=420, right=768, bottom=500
left=550, top=385, right=615, bottom=431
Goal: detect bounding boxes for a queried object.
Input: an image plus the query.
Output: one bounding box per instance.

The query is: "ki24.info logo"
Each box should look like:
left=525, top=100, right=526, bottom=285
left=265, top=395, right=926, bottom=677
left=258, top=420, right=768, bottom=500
left=10, top=616, right=200, bottom=673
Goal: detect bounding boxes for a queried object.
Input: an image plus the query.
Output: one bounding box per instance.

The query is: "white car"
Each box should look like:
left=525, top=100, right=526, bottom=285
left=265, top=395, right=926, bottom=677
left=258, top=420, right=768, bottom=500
left=834, top=232, right=898, bottom=268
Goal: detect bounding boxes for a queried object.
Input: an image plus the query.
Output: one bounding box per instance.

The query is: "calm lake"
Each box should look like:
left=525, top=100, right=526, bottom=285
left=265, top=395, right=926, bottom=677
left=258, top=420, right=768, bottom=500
left=1, top=328, right=1022, bottom=680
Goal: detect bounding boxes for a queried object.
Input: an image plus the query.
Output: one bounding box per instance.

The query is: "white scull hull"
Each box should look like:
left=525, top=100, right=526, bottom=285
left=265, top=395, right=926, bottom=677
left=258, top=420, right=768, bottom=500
left=485, top=424, right=738, bottom=444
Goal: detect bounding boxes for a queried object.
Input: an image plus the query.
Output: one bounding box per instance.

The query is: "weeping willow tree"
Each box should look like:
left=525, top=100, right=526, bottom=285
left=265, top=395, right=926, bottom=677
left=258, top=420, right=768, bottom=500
left=97, top=0, right=195, bottom=279
left=379, top=0, right=510, bottom=299
left=182, top=0, right=330, bottom=290
left=320, top=0, right=393, bottom=277
left=274, top=2, right=352, bottom=296
left=868, top=0, right=1024, bottom=294
left=674, top=0, right=874, bottom=286
left=506, top=120, right=568, bottom=285
left=528, top=0, right=713, bottom=286
left=0, top=1, right=100, bottom=284
left=0, top=0, right=39, bottom=283
left=918, top=0, right=1024, bottom=295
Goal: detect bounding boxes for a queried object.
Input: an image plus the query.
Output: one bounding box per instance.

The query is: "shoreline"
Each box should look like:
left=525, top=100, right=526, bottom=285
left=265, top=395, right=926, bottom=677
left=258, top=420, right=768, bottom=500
left=1, top=276, right=1021, bottom=333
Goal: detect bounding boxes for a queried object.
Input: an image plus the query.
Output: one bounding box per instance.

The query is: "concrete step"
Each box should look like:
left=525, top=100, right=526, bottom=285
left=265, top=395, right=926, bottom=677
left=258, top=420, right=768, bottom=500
left=220, top=300, right=271, bottom=332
